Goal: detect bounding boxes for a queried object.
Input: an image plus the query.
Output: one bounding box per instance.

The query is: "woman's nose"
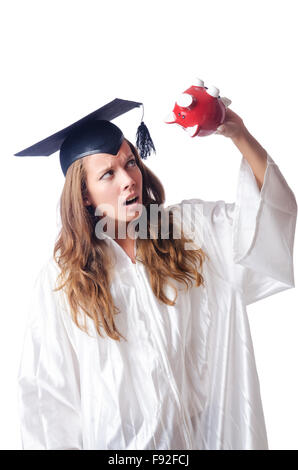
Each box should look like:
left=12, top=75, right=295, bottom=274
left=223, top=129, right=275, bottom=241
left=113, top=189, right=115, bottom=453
left=120, top=170, right=136, bottom=188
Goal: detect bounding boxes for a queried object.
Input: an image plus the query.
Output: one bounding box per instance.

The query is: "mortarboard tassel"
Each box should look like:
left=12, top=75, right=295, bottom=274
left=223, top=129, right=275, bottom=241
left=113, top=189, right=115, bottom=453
left=136, top=119, right=156, bottom=160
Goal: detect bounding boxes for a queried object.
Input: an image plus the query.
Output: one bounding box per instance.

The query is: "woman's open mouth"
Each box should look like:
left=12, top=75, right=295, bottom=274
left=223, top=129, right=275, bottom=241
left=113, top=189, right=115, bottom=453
left=124, top=196, right=139, bottom=206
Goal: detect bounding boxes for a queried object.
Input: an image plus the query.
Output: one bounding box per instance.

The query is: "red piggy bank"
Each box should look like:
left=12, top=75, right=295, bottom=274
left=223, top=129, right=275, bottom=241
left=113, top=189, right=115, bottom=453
left=164, top=78, right=231, bottom=137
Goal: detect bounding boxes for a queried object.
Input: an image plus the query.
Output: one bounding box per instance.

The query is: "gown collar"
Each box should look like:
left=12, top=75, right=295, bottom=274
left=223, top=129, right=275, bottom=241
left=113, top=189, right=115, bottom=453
left=100, top=231, right=137, bottom=267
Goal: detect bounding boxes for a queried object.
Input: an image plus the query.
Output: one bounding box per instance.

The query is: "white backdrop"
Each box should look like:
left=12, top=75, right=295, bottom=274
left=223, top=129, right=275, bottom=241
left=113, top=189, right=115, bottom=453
left=1, top=0, right=297, bottom=450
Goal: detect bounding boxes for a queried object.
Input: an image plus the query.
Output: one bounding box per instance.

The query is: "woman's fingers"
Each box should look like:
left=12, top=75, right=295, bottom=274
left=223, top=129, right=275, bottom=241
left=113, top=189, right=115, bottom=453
left=215, top=125, right=225, bottom=135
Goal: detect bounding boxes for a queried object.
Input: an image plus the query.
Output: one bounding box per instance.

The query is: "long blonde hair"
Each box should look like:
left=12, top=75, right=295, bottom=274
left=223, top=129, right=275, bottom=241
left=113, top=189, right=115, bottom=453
left=53, top=139, right=208, bottom=341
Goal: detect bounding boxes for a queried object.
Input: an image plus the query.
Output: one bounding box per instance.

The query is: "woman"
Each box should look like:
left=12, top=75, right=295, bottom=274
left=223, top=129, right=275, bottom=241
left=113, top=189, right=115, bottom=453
left=17, top=105, right=297, bottom=450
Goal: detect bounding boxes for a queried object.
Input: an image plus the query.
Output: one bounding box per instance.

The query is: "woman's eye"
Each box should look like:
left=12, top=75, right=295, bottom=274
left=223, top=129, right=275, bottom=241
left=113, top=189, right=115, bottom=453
left=100, top=159, right=136, bottom=180
left=100, top=170, right=114, bottom=180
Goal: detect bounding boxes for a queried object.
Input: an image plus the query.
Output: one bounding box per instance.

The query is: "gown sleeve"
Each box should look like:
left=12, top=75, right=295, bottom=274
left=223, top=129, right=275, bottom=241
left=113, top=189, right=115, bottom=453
left=175, top=152, right=297, bottom=305
left=17, top=262, right=83, bottom=450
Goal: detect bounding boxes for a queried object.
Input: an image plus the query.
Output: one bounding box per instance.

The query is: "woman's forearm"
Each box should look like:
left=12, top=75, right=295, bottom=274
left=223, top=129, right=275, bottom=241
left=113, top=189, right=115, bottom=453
left=231, top=127, right=268, bottom=191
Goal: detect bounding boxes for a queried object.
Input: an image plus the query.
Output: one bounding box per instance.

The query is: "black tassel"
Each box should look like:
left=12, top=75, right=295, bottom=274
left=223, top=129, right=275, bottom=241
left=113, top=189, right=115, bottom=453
left=135, top=121, right=156, bottom=160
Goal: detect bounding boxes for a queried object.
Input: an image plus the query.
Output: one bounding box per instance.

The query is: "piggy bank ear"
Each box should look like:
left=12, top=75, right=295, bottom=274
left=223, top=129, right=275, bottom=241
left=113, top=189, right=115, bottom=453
left=220, top=96, right=232, bottom=108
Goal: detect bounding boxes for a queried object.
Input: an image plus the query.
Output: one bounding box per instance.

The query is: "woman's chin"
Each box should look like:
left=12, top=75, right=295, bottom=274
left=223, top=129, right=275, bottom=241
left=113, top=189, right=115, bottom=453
left=123, top=206, right=143, bottom=221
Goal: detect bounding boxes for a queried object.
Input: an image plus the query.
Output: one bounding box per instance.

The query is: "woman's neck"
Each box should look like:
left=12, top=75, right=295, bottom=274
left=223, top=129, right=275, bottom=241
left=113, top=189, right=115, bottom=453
left=114, top=237, right=136, bottom=264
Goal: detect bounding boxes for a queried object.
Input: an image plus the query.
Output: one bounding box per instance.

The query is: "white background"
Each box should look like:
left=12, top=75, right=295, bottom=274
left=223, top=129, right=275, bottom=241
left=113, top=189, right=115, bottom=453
left=1, top=0, right=297, bottom=450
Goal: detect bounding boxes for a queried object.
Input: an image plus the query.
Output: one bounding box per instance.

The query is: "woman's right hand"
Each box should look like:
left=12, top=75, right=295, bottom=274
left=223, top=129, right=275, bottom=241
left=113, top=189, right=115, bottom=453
left=215, top=107, right=246, bottom=140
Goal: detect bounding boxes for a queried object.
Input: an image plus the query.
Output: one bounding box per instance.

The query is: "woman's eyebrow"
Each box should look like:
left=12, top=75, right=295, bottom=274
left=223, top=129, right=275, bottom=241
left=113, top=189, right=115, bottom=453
left=97, top=153, right=134, bottom=175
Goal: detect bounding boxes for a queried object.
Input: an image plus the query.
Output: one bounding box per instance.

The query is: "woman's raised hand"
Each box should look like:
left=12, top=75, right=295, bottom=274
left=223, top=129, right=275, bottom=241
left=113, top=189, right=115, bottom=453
left=215, top=107, right=246, bottom=140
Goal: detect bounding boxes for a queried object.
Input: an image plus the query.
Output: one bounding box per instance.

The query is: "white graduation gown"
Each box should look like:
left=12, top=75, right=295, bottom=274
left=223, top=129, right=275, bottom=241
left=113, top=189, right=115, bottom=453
left=17, top=152, right=297, bottom=450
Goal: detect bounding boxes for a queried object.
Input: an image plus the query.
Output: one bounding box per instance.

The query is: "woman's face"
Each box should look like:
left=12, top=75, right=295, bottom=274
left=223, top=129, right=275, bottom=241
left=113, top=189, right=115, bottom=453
left=83, top=140, right=143, bottom=231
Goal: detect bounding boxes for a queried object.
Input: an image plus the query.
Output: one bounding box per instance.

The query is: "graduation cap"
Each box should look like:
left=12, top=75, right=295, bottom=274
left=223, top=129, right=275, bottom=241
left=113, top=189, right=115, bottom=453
left=14, top=98, right=156, bottom=176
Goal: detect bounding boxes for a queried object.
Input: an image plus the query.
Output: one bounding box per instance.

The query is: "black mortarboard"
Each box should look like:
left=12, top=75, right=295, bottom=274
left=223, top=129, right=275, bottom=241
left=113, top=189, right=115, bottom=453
left=14, top=98, right=156, bottom=176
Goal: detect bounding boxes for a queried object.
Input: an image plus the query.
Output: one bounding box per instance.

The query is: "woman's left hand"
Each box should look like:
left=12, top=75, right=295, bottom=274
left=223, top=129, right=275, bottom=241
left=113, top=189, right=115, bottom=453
left=215, top=107, right=247, bottom=140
